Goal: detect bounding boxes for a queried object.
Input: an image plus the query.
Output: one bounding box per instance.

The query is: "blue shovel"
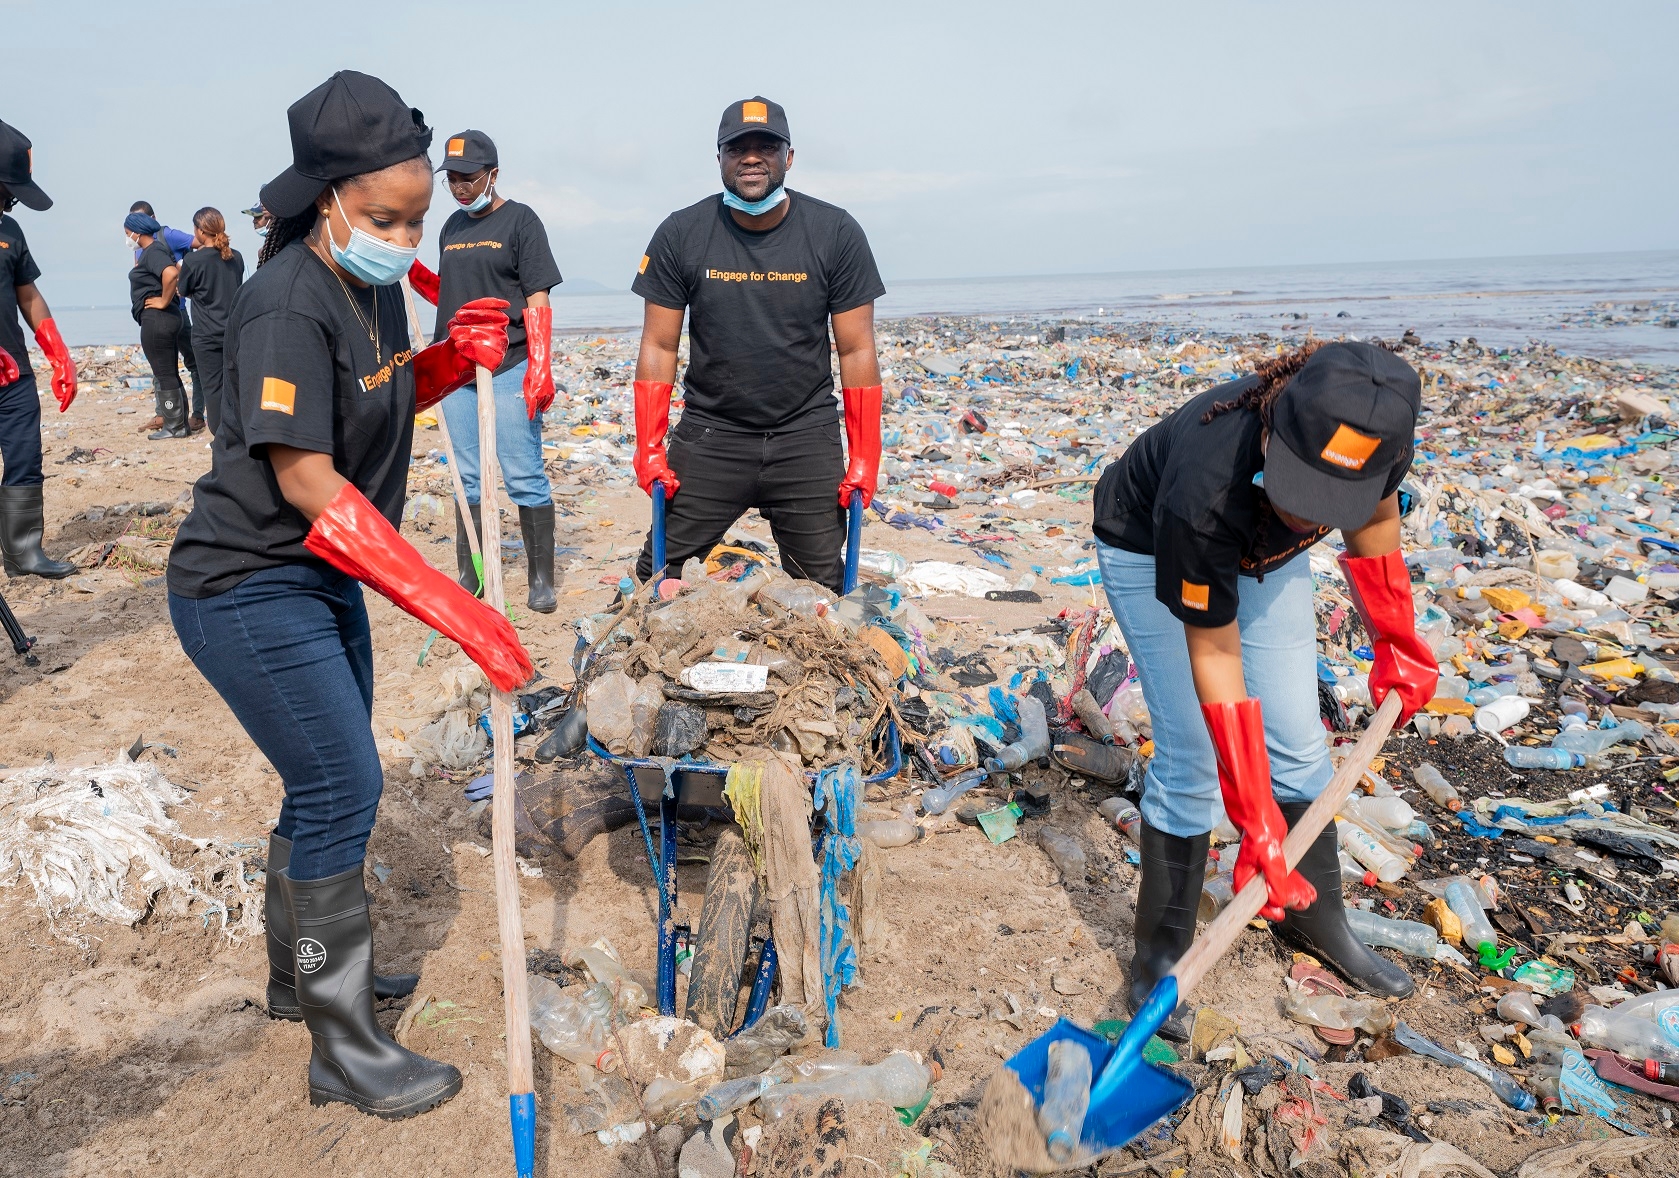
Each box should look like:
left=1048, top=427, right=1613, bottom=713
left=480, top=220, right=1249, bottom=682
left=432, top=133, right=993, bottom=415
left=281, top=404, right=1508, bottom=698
left=989, top=694, right=1402, bottom=1171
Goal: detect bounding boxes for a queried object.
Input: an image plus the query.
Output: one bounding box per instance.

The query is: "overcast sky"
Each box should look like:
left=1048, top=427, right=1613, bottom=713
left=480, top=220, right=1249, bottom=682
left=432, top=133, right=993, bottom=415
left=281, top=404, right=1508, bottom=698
left=4, top=0, right=1675, bottom=306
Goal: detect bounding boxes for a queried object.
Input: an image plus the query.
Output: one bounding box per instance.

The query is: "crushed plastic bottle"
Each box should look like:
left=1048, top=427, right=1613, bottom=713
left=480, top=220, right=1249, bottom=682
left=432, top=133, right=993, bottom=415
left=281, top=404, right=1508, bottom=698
left=759, top=1052, right=931, bottom=1120
left=1578, top=992, right=1679, bottom=1065
left=985, top=695, right=1050, bottom=771
left=1039, top=1039, right=1092, bottom=1163
left=1283, top=980, right=1393, bottom=1034
left=856, top=805, right=923, bottom=848
left=1038, top=828, right=1087, bottom=882
left=696, top=1072, right=780, bottom=1121
left=1344, top=908, right=1439, bottom=959
left=1496, top=990, right=1566, bottom=1033
left=528, top=975, right=618, bottom=1069
left=1392, top=1022, right=1535, bottom=1110
left=724, top=1005, right=809, bottom=1078
left=920, top=768, right=987, bottom=816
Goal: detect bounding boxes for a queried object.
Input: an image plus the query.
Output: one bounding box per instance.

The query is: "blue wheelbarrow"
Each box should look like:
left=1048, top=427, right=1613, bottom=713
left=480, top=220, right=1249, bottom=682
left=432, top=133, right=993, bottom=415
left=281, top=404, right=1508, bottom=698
left=589, top=483, right=901, bottom=1028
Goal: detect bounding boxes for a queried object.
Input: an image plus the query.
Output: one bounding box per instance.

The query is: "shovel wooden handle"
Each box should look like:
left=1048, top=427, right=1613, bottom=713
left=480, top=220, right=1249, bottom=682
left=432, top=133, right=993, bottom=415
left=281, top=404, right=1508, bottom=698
left=1170, top=693, right=1403, bottom=1000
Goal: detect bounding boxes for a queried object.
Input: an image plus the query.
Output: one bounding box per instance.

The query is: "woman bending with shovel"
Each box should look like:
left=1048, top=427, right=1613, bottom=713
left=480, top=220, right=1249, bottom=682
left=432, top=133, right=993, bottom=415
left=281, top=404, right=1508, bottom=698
left=167, top=71, right=533, bottom=1119
left=1090, top=340, right=1437, bottom=1036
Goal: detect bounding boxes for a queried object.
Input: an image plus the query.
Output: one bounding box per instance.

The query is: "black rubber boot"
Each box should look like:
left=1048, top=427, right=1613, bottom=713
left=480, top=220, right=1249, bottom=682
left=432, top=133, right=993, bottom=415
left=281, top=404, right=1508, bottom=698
left=0, top=486, right=75, bottom=579
left=1276, top=801, right=1414, bottom=998
left=1128, top=821, right=1210, bottom=1041
left=519, top=503, right=557, bottom=614
left=148, top=385, right=190, bottom=439
left=264, top=834, right=420, bottom=1021
left=1051, top=731, right=1135, bottom=783
left=454, top=503, right=484, bottom=596
left=282, top=864, right=461, bottom=1118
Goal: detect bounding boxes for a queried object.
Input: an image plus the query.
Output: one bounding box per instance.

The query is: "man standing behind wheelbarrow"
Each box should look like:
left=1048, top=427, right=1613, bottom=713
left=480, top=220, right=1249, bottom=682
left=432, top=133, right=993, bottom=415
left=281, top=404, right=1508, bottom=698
left=632, top=96, right=885, bottom=593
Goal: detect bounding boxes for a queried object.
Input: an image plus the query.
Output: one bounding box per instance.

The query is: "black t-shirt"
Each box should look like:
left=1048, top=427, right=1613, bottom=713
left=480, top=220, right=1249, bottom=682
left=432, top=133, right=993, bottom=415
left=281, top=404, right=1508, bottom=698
left=0, top=214, right=41, bottom=383
left=177, top=246, right=246, bottom=342
left=430, top=199, right=561, bottom=376
left=168, top=241, right=418, bottom=599
left=129, top=237, right=179, bottom=323
left=1093, top=378, right=1409, bottom=628
left=632, top=192, right=885, bottom=433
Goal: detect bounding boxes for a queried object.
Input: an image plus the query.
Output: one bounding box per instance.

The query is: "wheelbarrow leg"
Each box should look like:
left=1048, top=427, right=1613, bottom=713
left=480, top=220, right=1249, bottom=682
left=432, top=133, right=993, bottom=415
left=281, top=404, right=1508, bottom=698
left=657, top=789, right=679, bottom=1015
left=730, top=937, right=778, bottom=1038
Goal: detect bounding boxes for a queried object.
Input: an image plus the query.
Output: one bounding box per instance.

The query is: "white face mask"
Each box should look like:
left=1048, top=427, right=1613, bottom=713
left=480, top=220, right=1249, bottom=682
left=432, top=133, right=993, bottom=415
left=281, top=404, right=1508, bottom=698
left=126, top=233, right=140, bottom=250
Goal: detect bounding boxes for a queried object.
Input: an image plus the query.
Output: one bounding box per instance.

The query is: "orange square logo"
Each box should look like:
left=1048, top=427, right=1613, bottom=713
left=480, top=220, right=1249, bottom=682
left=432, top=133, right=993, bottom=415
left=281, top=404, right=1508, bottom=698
left=1180, top=581, right=1210, bottom=611
left=742, top=101, right=768, bottom=124
left=446, top=138, right=466, bottom=157
left=1320, top=423, right=1380, bottom=470
left=638, top=254, right=650, bottom=275
left=260, top=377, right=296, bottom=415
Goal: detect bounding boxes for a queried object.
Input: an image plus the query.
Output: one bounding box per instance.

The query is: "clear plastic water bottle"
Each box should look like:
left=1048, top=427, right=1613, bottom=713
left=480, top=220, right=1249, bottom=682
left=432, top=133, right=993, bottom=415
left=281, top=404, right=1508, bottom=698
left=1445, top=878, right=1499, bottom=957
left=1466, top=681, right=1520, bottom=706
left=1038, top=1039, right=1093, bottom=1162
left=1098, top=797, right=1142, bottom=842
left=1553, top=720, right=1646, bottom=756
left=1411, top=763, right=1460, bottom=810
left=1344, top=907, right=1439, bottom=959
left=1502, top=747, right=1585, bottom=770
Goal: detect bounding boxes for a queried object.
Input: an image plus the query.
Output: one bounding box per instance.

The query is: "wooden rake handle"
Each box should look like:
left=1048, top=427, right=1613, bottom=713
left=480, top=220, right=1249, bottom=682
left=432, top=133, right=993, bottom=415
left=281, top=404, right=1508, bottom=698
left=1171, top=693, right=1403, bottom=1000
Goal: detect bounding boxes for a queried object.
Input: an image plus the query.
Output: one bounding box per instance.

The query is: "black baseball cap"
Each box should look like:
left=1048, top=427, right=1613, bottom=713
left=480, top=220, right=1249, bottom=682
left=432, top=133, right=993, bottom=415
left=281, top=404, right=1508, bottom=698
left=1262, top=341, right=1421, bottom=532
left=437, top=130, right=497, bottom=174
left=717, top=97, right=790, bottom=147
left=260, top=71, right=432, bottom=220
left=0, top=120, right=51, bottom=211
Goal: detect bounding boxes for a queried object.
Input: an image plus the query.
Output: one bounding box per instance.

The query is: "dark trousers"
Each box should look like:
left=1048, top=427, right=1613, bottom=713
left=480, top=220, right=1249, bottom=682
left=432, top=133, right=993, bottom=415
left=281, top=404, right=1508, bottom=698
left=178, top=308, right=203, bottom=419
left=197, top=335, right=225, bottom=434
left=634, top=416, right=847, bottom=592
left=140, top=307, right=185, bottom=414
left=0, top=371, right=42, bottom=486
left=169, top=564, right=381, bottom=881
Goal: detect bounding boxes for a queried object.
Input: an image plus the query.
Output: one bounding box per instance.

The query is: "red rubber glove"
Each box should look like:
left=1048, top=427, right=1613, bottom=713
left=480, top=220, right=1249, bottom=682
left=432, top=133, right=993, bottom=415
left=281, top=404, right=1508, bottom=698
left=34, top=318, right=76, bottom=412
left=633, top=379, right=678, bottom=498
left=521, top=304, right=554, bottom=419
left=837, top=384, right=882, bottom=509
left=1202, top=698, right=1316, bottom=922
left=413, top=297, right=510, bottom=412
left=1338, top=550, right=1438, bottom=725
left=406, top=259, right=440, bottom=305
left=0, top=346, right=17, bottom=387
left=304, top=483, right=533, bottom=692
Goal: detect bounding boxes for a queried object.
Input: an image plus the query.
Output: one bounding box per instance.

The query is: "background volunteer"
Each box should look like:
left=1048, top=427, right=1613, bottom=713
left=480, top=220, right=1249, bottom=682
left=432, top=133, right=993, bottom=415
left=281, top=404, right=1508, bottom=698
left=130, top=200, right=205, bottom=430
left=407, top=129, right=561, bottom=614
left=176, top=206, right=244, bottom=433
left=0, top=119, right=77, bottom=580
left=167, top=71, right=531, bottom=1121
left=125, top=211, right=194, bottom=439
left=1090, top=340, right=1437, bottom=1035
left=631, top=96, right=885, bottom=593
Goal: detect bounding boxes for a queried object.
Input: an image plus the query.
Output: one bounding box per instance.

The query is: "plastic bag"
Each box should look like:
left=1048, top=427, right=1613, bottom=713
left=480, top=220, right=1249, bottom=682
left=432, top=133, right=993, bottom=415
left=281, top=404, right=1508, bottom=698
left=585, top=670, right=639, bottom=755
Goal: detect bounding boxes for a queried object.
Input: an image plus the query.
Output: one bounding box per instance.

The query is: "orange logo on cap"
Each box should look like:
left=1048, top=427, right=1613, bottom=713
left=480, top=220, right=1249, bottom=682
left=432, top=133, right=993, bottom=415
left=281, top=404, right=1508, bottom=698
left=742, top=101, right=768, bottom=124
left=1180, top=581, right=1210, bottom=611
left=446, top=138, right=466, bottom=157
left=1320, top=423, right=1380, bottom=470
left=260, top=377, right=296, bottom=415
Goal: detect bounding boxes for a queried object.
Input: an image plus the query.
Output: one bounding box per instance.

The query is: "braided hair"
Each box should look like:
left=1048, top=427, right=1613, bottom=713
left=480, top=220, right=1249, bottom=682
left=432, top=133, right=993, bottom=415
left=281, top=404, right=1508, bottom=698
left=255, top=155, right=432, bottom=268
left=1201, top=339, right=1327, bottom=425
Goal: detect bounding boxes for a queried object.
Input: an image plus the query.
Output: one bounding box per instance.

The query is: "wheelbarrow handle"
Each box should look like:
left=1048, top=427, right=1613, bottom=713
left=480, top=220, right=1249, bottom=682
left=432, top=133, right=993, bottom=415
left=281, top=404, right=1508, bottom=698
left=650, top=480, right=668, bottom=580
left=842, top=490, right=863, bottom=595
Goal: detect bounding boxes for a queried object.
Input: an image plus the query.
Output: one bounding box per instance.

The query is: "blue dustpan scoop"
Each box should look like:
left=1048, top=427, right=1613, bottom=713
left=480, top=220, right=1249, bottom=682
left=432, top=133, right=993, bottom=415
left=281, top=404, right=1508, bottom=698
left=999, top=979, right=1194, bottom=1167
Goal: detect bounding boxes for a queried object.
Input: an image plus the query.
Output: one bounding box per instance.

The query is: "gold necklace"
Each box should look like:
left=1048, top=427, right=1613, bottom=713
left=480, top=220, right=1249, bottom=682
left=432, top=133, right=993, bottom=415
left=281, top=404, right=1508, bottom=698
left=313, top=232, right=383, bottom=364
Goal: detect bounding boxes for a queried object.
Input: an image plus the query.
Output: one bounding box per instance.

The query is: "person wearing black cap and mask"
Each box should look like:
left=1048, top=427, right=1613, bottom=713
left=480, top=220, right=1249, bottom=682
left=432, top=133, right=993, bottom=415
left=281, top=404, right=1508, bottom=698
left=168, top=70, right=532, bottom=1120
left=406, top=129, right=563, bottom=613
left=1082, top=341, right=1437, bottom=1039
left=0, top=119, right=77, bottom=579
left=631, top=97, right=885, bottom=592
left=125, top=210, right=193, bottom=439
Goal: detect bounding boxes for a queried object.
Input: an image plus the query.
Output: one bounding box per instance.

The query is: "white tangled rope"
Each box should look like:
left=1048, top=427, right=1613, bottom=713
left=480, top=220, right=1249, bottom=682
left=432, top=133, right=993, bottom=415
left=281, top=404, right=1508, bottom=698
left=0, top=759, right=262, bottom=943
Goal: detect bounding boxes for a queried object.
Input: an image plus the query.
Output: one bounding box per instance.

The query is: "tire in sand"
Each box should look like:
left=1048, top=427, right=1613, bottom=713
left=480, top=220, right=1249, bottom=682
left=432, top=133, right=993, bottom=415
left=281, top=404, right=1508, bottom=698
left=684, top=824, right=761, bottom=1037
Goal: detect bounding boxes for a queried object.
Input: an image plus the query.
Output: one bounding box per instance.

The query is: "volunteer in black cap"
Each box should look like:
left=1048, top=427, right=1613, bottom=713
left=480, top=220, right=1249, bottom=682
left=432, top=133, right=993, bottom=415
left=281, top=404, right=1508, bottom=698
left=168, top=70, right=533, bottom=1120
left=176, top=207, right=245, bottom=433
left=631, top=97, right=885, bottom=591
left=407, top=129, right=563, bottom=613
left=125, top=210, right=193, bottom=439
left=242, top=197, right=272, bottom=239
left=1085, top=341, right=1437, bottom=1036
left=129, top=201, right=204, bottom=431
left=0, top=119, right=77, bottom=579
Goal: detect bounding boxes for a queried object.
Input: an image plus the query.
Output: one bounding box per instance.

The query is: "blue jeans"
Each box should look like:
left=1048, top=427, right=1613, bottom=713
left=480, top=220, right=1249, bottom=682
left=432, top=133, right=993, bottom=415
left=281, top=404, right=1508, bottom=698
left=0, top=371, right=43, bottom=486
left=439, top=359, right=552, bottom=507
left=169, top=564, right=382, bottom=880
left=1097, top=541, right=1331, bottom=839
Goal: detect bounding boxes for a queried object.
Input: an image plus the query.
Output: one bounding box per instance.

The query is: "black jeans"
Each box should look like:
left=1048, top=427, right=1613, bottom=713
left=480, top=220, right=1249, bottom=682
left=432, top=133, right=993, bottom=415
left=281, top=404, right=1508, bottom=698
left=178, top=308, right=203, bottom=419
left=635, top=416, right=848, bottom=592
left=139, top=307, right=185, bottom=413
left=0, top=371, right=42, bottom=486
left=197, top=335, right=225, bottom=434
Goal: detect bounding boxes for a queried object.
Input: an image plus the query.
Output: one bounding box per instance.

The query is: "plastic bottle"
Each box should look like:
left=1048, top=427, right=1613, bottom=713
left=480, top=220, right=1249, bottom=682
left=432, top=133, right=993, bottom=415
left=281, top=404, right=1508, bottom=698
left=1339, top=805, right=1420, bottom=862
left=1071, top=689, right=1116, bottom=743
left=759, top=1052, right=931, bottom=1120
left=1445, top=878, right=1498, bottom=959
left=986, top=696, right=1050, bottom=771
left=1336, top=819, right=1407, bottom=883
left=1199, top=870, right=1236, bottom=920
left=571, top=941, right=650, bottom=1012
left=1475, top=696, right=1530, bottom=735
left=1038, top=1039, right=1092, bottom=1163
left=1578, top=995, right=1679, bottom=1065
left=856, top=806, right=922, bottom=848
left=1038, top=828, right=1088, bottom=881
left=629, top=676, right=665, bottom=756
left=1097, top=797, right=1142, bottom=842
left=528, top=975, right=617, bottom=1069
left=855, top=549, right=907, bottom=579
left=1339, top=851, right=1377, bottom=886
left=920, top=768, right=987, bottom=816
left=1502, top=747, right=1585, bottom=770
left=756, top=579, right=834, bottom=618
left=1466, top=681, right=1520, bottom=706
left=1553, top=720, right=1646, bottom=756
left=1495, top=990, right=1565, bottom=1033
left=767, top=1049, right=863, bottom=1082
left=724, top=1005, right=810, bottom=1078
left=696, top=1073, right=780, bottom=1121
left=1346, top=793, right=1417, bottom=831
left=1411, top=763, right=1460, bottom=810
left=1344, top=908, right=1439, bottom=959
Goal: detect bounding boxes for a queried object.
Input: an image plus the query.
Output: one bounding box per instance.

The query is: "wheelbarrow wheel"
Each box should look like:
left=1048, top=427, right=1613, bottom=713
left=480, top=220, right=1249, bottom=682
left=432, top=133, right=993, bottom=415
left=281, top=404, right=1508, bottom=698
left=685, top=825, right=760, bottom=1037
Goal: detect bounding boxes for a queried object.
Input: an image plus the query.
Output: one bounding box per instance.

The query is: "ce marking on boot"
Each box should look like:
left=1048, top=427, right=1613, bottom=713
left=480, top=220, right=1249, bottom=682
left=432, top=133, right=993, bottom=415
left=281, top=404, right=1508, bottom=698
left=296, top=938, right=328, bottom=975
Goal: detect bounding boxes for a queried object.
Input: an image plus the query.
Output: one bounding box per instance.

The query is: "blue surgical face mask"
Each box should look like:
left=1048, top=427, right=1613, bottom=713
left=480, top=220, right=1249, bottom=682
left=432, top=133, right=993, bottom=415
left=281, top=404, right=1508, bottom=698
left=327, top=188, right=418, bottom=286
left=457, top=171, right=495, bottom=214
left=255, top=224, right=270, bottom=238
left=721, top=185, right=786, bottom=216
